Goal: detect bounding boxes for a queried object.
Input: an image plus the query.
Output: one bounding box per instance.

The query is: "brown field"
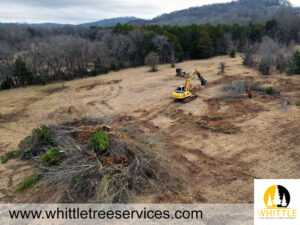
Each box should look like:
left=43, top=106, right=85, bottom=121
left=0, top=55, right=299, bottom=203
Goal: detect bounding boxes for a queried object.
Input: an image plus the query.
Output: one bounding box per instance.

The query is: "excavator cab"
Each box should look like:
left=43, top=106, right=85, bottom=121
left=175, top=86, right=185, bottom=93
left=173, top=85, right=192, bottom=101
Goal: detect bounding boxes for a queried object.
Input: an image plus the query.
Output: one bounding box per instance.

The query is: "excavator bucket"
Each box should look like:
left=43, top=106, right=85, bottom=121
left=197, top=74, right=207, bottom=86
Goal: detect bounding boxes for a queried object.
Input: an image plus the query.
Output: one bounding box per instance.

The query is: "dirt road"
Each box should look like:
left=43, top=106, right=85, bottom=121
left=0, top=55, right=299, bottom=203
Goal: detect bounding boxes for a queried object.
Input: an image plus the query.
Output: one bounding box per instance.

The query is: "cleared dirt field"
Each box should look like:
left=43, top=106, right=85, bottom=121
left=0, top=55, right=299, bottom=203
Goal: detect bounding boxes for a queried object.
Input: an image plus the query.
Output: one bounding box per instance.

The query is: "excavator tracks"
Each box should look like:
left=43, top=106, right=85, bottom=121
left=182, top=95, right=197, bottom=103
left=174, top=95, right=197, bottom=103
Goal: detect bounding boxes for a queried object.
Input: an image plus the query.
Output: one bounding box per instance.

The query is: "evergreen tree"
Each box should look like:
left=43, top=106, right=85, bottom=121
left=164, top=32, right=184, bottom=62
left=191, top=30, right=214, bottom=59
left=13, top=57, right=34, bottom=86
left=289, top=50, right=300, bottom=74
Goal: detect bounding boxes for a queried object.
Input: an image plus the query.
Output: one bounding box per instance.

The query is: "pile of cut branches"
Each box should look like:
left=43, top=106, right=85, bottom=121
left=18, top=117, right=182, bottom=203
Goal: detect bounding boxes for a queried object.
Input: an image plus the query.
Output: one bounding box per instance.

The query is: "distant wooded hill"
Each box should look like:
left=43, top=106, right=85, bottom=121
left=131, top=0, right=299, bottom=26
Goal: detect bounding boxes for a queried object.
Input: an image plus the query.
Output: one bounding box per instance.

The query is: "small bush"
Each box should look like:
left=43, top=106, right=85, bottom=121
left=14, top=174, right=39, bottom=193
left=39, top=125, right=52, bottom=143
left=1, top=77, right=15, bottom=90
left=229, top=50, right=236, bottom=58
left=265, top=86, right=274, bottom=94
left=171, top=63, right=175, bottom=68
left=1, top=150, right=21, bottom=164
left=91, top=69, right=98, bottom=76
left=287, top=50, right=300, bottom=75
left=188, top=112, right=193, bottom=116
left=19, top=125, right=54, bottom=159
left=40, top=148, right=61, bottom=166
left=259, top=63, right=270, bottom=75
left=90, top=131, right=110, bottom=151
left=114, top=65, right=121, bottom=71
left=122, top=129, right=130, bottom=133
left=295, top=100, right=300, bottom=106
left=216, top=114, right=224, bottom=120
left=32, top=76, right=46, bottom=85
left=215, top=126, right=228, bottom=132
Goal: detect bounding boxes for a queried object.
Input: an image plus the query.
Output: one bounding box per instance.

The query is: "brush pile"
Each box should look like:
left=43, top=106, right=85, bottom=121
left=18, top=117, right=181, bottom=203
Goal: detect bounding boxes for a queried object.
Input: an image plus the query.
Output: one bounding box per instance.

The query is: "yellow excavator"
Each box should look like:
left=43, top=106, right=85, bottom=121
left=172, top=68, right=207, bottom=103
left=176, top=68, right=188, bottom=77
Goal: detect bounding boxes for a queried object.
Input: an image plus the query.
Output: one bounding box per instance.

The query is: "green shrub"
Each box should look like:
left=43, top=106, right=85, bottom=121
left=14, top=174, right=39, bottom=193
left=171, top=63, right=175, bottom=68
left=111, top=64, right=121, bottom=71
left=14, top=57, right=34, bottom=86
left=90, top=131, right=110, bottom=151
left=40, top=148, right=61, bottom=166
left=122, top=129, right=130, bottom=133
left=229, top=50, right=236, bottom=58
left=104, top=68, right=109, bottom=74
left=1, top=77, right=15, bottom=90
left=215, top=126, right=227, bottom=132
left=276, top=63, right=281, bottom=70
left=1, top=150, right=21, bottom=164
left=265, top=87, right=274, bottom=94
left=39, top=125, right=53, bottom=143
left=188, top=112, right=193, bottom=116
left=31, top=76, right=46, bottom=85
left=217, top=114, right=224, bottom=120
left=287, top=50, right=300, bottom=75
left=19, top=125, right=54, bottom=159
left=259, top=63, right=270, bottom=75
left=296, top=100, right=300, bottom=106
left=91, top=69, right=98, bottom=76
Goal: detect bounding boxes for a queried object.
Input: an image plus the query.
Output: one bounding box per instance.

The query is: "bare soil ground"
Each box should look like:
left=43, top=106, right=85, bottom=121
left=0, top=55, right=299, bottom=203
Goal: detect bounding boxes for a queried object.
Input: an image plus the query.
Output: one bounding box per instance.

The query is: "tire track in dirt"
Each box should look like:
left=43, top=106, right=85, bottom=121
left=115, top=100, right=176, bottom=132
left=87, top=84, right=123, bottom=113
left=163, top=139, right=258, bottom=202
left=1, top=86, right=69, bottom=123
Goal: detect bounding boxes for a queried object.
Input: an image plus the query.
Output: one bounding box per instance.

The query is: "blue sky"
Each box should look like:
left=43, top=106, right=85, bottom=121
left=0, top=0, right=299, bottom=24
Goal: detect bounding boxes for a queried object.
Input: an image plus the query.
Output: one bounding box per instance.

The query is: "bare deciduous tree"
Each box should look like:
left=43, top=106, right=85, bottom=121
left=145, top=52, right=159, bottom=72
left=102, top=33, right=136, bottom=68
left=242, top=41, right=259, bottom=67
left=219, top=62, right=226, bottom=74
left=152, top=35, right=174, bottom=64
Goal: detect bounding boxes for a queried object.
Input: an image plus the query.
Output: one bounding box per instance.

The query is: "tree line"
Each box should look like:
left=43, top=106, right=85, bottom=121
left=0, top=9, right=299, bottom=90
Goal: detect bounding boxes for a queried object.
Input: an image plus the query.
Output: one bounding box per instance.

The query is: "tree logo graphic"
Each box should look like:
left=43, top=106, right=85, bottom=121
left=264, top=185, right=290, bottom=208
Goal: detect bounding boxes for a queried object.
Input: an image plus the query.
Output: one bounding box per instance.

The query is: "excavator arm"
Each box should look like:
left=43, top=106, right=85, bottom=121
left=184, top=68, right=206, bottom=92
